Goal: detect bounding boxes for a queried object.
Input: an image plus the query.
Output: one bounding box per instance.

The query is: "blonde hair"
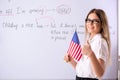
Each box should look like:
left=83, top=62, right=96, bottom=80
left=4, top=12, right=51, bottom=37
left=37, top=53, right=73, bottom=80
left=85, top=8, right=111, bottom=64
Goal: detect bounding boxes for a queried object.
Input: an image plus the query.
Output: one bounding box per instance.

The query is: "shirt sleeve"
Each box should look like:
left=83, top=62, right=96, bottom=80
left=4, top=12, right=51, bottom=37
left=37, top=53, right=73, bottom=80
left=97, top=39, right=109, bottom=64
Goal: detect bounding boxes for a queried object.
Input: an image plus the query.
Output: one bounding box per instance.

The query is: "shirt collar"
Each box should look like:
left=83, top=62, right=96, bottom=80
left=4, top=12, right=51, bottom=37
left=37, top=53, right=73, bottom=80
left=89, top=33, right=102, bottom=43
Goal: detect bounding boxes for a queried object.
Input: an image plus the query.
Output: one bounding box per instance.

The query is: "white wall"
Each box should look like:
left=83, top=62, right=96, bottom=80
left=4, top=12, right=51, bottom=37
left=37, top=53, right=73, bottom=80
left=118, top=0, right=120, bottom=79
left=0, top=0, right=118, bottom=79
left=118, top=0, right=120, bottom=56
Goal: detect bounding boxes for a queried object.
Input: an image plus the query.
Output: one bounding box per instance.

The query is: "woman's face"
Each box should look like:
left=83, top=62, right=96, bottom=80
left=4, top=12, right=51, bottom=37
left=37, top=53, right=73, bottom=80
left=86, top=13, right=101, bottom=37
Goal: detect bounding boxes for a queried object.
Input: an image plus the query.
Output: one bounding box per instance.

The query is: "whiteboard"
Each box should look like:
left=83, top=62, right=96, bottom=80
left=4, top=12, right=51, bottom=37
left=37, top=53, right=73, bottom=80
left=0, top=0, right=118, bottom=79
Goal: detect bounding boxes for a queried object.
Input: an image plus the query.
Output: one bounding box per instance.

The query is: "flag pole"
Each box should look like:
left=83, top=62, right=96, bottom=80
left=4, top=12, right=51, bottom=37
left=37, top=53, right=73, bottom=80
left=75, top=28, right=77, bottom=33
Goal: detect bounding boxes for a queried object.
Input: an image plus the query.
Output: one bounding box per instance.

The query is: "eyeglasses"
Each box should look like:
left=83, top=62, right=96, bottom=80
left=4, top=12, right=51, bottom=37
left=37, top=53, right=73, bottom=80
left=85, top=19, right=101, bottom=24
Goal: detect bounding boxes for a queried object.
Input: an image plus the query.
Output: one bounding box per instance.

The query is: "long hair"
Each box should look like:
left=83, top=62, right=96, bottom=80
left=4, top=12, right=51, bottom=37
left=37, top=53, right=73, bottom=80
left=85, top=8, right=111, bottom=64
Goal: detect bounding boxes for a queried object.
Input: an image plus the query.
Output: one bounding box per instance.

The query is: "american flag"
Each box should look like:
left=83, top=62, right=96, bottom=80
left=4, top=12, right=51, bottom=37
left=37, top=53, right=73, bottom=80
left=67, top=31, right=82, bottom=61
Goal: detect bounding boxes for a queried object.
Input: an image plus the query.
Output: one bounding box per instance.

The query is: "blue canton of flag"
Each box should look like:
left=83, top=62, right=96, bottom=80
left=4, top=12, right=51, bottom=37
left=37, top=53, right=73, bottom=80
left=67, top=31, right=82, bottom=61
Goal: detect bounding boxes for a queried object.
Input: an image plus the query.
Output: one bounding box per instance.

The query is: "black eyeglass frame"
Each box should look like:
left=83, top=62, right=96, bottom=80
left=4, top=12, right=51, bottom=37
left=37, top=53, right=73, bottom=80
left=85, top=18, right=101, bottom=24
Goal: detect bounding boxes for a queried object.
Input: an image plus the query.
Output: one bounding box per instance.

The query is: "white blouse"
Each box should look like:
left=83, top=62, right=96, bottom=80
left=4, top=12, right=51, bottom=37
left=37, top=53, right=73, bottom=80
left=76, top=33, right=109, bottom=79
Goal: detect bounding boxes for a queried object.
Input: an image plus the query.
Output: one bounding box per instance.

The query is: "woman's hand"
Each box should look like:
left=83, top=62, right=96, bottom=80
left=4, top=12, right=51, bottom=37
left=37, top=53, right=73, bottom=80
left=64, top=54, right=71, bottom=63
left=81, top=41, right=93, bottom=57
left=64, top=54, right=77, bottom=69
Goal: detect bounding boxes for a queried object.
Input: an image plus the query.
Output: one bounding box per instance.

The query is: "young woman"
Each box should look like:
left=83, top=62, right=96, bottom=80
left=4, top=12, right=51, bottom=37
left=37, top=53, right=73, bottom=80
left=64, top=8, right=111, bottom=80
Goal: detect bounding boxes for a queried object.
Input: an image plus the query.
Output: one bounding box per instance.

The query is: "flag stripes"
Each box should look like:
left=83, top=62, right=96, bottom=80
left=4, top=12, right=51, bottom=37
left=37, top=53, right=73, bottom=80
left=67, top=39, right=82, bottom=61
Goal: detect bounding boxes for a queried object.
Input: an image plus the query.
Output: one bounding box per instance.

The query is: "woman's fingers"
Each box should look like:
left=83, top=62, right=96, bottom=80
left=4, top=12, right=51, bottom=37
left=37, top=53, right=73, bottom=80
left=81, top=40, right=91, bottom=56
left=64, top=54, right=70, bottom=63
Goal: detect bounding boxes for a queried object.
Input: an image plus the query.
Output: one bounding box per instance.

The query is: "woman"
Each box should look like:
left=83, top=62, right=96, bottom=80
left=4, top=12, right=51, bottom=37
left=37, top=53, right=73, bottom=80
left=64, top=8, right=111, bottom=80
